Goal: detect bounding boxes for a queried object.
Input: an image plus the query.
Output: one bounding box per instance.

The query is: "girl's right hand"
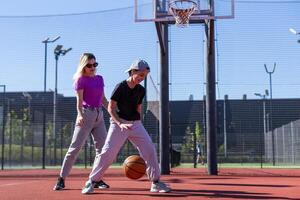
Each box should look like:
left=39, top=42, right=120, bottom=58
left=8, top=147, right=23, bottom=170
left=76, top=115, right=84, bottom=127
left=118, top=123, right=133, bottom=131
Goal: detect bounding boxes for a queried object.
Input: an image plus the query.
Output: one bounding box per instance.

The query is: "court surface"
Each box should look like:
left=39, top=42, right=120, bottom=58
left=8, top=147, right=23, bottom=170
left=1, top=167, right=300, bottom=200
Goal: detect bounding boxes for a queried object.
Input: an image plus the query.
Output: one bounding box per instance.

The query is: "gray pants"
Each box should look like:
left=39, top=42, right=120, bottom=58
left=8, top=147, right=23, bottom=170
left=60, top=108, right=107, bottom=178
left=89, top=118, right=161, bottom=182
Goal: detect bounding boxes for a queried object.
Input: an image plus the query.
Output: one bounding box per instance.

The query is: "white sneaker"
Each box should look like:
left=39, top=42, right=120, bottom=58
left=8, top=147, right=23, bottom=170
left=81, top=180, right=94, bottom=194
left=150, top=181, right=171, bottom=193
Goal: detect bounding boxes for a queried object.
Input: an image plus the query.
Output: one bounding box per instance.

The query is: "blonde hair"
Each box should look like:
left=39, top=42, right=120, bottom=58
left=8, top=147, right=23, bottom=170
left=73, top=53, right=96, bottom=83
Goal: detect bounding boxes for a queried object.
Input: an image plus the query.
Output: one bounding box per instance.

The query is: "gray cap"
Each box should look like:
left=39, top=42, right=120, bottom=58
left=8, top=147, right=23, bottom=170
left=125, top=59, right=150, bottom=73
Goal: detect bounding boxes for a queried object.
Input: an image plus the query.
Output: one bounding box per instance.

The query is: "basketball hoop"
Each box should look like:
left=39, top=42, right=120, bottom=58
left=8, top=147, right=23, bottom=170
left=169, top=0, right=197, bottom=28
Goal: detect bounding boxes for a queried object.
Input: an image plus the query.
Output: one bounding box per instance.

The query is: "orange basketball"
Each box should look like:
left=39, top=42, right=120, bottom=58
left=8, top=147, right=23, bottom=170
left=123, top=155, right=146, bottom=180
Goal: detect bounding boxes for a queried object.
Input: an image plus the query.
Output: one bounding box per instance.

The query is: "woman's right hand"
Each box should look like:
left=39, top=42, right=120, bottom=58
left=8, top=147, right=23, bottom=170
left=118, top=122, right=133, bottom=131
left=76, top=115, right=84, bottom=127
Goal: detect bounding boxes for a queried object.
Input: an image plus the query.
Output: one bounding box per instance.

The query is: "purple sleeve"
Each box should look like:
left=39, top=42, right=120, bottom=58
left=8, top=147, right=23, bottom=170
left=74, top=77, right=84, bottom=91
left=99, top=75, right=105, bottom=87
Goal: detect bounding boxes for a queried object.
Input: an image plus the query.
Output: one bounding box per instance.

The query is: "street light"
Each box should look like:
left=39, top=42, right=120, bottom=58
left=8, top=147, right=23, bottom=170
left=53, top=44, right=72, bottom=165
left=42, top=36, right=60, bottom=91
left=264, top=63, right=276, bottom=166
left=254, top=90, right=269, bottom=136
left=255, top=90, right=269, bottom=169
left=289, top=28, right=299, bottom=35
left=289, top=28, right=300, bottom=43
left=0, top=85, right=6, bottom=170
left=42, top=36, right=60, bottom=169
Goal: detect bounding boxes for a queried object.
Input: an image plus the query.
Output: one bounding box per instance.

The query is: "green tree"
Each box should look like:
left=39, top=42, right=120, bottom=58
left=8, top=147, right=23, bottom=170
left=181, top=122, right=204, bottom=154
left=60, top=122, right=73, bottom=148
left=21, top=107, right=32, bottom=146
left=195, top=121, right=204, bottom=146
left=5, top=110, right=22, bottom=144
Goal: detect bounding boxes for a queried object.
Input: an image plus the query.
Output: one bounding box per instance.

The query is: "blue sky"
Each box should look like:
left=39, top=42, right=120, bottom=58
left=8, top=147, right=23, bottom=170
left=0, top=0, right=299, bottom=101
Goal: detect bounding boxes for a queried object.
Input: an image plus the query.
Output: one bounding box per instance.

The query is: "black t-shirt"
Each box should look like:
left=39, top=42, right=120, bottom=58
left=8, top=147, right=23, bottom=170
left=110, top=80, right=145, bottom=121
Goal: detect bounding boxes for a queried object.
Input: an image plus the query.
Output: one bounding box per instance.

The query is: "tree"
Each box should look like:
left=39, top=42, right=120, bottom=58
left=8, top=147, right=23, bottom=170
left=181, top=126, right=194, bottom=154
left=181, top=122, right=204, bottom=164
left=195, top=121, right=204, bottom=148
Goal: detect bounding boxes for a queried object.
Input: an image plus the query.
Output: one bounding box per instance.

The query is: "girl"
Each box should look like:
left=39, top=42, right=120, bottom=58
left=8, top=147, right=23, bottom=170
left=54, top=53, right=109, bottom=190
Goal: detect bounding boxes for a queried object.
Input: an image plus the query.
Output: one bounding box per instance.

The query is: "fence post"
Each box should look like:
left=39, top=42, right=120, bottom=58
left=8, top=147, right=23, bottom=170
left=291, top=122, right=295, bottom=164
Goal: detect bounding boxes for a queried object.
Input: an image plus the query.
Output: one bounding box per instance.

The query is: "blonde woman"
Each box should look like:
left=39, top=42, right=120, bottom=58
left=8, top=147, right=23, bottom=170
left=53, top=53, right=109, bottom=190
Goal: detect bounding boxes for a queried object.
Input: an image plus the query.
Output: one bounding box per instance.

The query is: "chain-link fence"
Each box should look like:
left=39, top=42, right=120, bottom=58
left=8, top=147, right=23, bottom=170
left=1, top=92, right=300, bottom=168
left=265, top=119, right=300, bottom=165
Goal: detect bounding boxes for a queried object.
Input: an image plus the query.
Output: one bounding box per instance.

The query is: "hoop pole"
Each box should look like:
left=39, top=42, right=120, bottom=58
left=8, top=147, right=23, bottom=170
left=205, top=0, right=218, bottom=176
left=159, top=22, right=170, bottom=175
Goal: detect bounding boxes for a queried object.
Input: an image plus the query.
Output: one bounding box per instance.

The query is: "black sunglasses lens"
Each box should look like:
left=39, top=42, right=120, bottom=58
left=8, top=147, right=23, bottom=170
left=86, top=62, right=98, bottom=68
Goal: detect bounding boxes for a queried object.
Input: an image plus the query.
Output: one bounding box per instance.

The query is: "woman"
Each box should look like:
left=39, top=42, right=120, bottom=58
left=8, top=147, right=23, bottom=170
left=53, top=53, right=109, bottom=190
left=81, top=59, right=171, bottom=194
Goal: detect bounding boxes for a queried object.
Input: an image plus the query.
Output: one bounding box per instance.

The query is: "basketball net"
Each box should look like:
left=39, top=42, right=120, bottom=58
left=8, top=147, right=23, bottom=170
left=169, top=0, right=197, bottom=28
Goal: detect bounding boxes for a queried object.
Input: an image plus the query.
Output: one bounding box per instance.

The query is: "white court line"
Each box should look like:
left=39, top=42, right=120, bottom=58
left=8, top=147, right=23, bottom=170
left=0, top=180, right=40, bottom=187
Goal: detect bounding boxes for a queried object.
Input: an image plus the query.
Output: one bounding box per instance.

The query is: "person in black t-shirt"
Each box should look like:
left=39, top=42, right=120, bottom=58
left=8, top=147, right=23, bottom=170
left=81, top=59, right=171, bottom=194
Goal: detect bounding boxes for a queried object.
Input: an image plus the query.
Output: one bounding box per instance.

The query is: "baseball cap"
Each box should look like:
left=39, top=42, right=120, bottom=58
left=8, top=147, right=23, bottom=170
left=125, top=59, right=150, bottom=73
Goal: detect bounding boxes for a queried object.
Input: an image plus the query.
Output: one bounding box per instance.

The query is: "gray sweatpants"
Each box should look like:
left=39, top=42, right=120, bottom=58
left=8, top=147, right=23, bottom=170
left=89, top=118, right=161, bottom=182
left=59, top=108, right=107, bottom=178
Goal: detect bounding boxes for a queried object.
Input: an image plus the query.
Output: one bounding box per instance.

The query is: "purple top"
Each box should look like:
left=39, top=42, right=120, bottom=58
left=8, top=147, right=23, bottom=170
left=74, top=75, right=104, bottom=108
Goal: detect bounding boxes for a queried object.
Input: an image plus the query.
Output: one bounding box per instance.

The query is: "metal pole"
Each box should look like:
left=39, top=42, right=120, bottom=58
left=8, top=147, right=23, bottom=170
left=8, top=100, right=12, bottom=167
left=42, top=42, right=47, bottom=169
left=255, top=92, right=268, bottom=168
left=291, top=122, right=295, bottom=164
left=262, top=97, right=266, bottom=168
left=264, top=63, right=276, bottom=166
left=42, top=40, right=48, bottom=169
left=143, top=77, right=147, bottom=122
left=52, top=45, right=72, bottom=165
left=223, top=95, right=228, bottom=158
left=159, top=22, right=170, bottom=175
left=263, top=98, right=266, bottom=138
left=260, top=96, right=266, bottom=168
left=53, top=55, right=58, bottom=165
left=205, top=18, right=218, bottom=175
left=42, top=36, right=60, bottom=169
left=1, top=85, right=6, bottom=170
left=44, top=42, right=48, bottom=92
left=21, top=118, right=24, bottom=166
left=202, top=95, right=206, bottom=157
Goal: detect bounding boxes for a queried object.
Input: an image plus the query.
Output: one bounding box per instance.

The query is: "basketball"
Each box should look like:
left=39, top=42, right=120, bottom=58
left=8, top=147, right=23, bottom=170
left=123, top=155, right=146, bottom=180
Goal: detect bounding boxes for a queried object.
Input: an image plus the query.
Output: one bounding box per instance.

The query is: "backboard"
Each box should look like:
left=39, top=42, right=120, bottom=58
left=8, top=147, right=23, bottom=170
left=135, top=0, right=235, bottom=23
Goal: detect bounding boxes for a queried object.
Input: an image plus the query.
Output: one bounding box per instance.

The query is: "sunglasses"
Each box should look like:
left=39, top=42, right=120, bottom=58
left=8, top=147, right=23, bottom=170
left=86, top=62, right=98, bottom=68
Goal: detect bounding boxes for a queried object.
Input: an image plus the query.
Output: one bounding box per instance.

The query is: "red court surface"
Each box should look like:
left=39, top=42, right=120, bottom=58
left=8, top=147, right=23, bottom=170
left=1, top=168, right=300, bottom=200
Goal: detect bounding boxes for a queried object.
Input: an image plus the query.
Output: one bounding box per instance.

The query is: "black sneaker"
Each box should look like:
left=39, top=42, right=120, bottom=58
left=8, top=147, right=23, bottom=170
left=53, top=177, right=65, bottom=191
left=93, top=180, right=110, bottom=189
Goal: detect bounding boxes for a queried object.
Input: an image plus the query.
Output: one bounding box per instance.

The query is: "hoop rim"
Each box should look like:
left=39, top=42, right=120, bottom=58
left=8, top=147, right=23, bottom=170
left=169, top=0, right=198, bottom=10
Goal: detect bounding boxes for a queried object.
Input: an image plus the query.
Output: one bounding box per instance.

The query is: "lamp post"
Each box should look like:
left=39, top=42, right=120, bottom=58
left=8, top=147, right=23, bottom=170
left=41, top=36, right=60, bottom=169
left=0, top=85, right=6, bottom=170
left=254, top=90, right=269, bottom=168
left=254, top=90, right=269, bottom=135
left=42, top=37, right=61, bottom=92
left=53, top=45, right=72, bottom=165
left=264, top=63, right=276, bottom=166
